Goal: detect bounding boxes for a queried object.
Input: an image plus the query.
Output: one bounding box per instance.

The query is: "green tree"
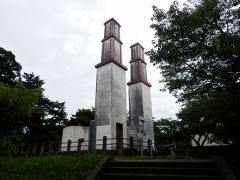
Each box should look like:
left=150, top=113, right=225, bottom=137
left=0, top=82, right=41, bottom=141
left=68, top=108, right=95, bottom=126
left=178, top=91, right=239, bottom=146
left=22, top=72, right=44, bottom=89
left=0, top=130, right=23, bottom=155
left=22, top=73, right=68, bottom=143
left=147, top=0, right=240, bottom=144
left=154, top=118, right=190, bottom=145
left=0, top=47, right=22, bottom=86
left=147, top=0, right=240, bottom=102
left=0, top=47, right=68, bottom=146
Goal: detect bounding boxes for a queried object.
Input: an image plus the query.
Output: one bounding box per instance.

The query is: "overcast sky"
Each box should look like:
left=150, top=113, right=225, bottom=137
left=0, top=0, right=186, bottom=119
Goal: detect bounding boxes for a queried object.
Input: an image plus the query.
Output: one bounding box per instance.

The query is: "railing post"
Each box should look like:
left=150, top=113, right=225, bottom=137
left=40, top=142, right=45, bottom=154
left=49, top=142, right=53, bottom=153
left=32, top=143, right=37, bottom=154
left=150, top=140, right=153, bottom=159
left=170, top=145, right=176, bottom=156
left=78, top=138, right=84, bottom=152
left=103, top=136, right=107, bottom=151
left=148, top=139, right=151, bottom=151
left=130, top=137, right=134, bottom=149
left=58, top=140, right=62, bottom=152
left=88, top=120, right=96, bottom=151
left=67, top=140, right=72, bottom=152
left=139, top=138, right=143, bottom=158
left=26, top=144, right=31, bottom=154
left=20, top=145, right=25, bottom=155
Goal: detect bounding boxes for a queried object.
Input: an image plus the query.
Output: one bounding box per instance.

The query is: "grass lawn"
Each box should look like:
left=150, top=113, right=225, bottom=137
left=0, top=152, right=105, bottom=180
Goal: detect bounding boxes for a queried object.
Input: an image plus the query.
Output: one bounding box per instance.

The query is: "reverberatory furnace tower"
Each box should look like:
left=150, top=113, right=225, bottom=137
left=127, top=43, right=154, bottom=144
left=94, top=18, right=128, bottom=149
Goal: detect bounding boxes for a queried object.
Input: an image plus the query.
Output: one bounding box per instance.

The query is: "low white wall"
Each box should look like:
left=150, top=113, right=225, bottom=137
left=61, top=126, right=89, bottom=151
left=191, top=134, right=228, bottom=146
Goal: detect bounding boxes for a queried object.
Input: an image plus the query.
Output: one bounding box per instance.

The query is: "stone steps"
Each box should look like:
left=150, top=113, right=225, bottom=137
left=98, top=159, right=225, bottom=180
left=100, top=173, right=223, bottom=180
left=104, top=167, right=220, bottom=175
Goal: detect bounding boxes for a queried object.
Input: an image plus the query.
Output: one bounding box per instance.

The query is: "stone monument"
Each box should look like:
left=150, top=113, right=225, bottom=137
left=94, top=18, right=128, bottom=150
left=127, top=43, right=154, bottom=147
left=61, top=19, right=154, bottom=152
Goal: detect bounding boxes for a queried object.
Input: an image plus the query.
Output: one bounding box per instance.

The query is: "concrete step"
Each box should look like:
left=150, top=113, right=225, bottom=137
left=104, top=166, right=220, bottom=176
left=98, top=159, right=224, bottom=180
left=100, top=173, right=224, bottom=180
left=108, top=160, right=217, bottom=168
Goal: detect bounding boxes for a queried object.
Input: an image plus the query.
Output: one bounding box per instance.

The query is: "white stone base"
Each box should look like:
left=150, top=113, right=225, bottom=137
left=61, top=126, right=89, bottom=151
left=96, top=125, right=113, bottom=150
left=96, top=124, right=128, bottom=150
left=128, top=82, right=155, bottom=144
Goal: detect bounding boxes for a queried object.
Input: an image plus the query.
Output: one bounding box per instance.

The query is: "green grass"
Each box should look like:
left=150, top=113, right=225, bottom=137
left=0, top=152, right=105, bottom=180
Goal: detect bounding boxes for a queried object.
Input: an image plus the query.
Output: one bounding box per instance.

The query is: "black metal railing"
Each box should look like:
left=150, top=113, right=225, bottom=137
left=17, top=137, right=155, bottom=157
left=16, top=139, right=236, bottom=158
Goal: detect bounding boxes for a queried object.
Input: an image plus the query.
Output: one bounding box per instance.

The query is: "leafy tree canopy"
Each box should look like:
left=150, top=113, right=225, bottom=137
left=0, top=47, right=22, bottom=86
left=0, top=82, right=41, bottom=138
left=148, top=0, right=240, bottom=144
left=22, top=73, right=68, bottom=143
left=147, top=0, right=240, bottom=102
left=154, top=118, right=190, bottom=145
left=0, top=47, right=68, bottom=146
left=22, top=72, right=45, bottom=90
left=68, top=108, right=95, bottom=126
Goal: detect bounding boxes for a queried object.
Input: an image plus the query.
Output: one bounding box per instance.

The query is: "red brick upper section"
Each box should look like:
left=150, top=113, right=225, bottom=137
left=96, top=18, right=127, bottom=71
left=127, top=43, right=151, bottom=87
